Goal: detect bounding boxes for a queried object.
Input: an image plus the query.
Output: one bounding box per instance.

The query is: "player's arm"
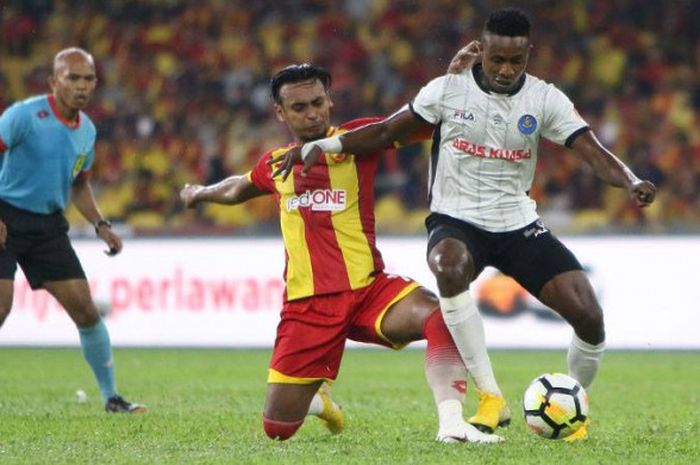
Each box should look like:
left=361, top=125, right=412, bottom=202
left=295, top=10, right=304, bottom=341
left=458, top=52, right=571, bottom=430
left=570, top=131, right=656, bottom=208
left=72, top=173, right=123, bottom=255
left=0, top=219, right=6, bottom=250
left=180, top=174, right=267, bottom=208
left=271, top=110, right=427, bottom=180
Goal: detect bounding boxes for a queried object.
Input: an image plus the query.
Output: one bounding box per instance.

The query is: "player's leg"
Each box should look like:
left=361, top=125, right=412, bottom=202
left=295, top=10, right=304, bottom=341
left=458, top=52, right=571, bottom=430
left=352, top=274, right=502, bottom=443
left=498, top=224, right=605, bottom=391
left=42, top=278, right=145, bottom=412
left=538, top=270, right=605, bottom=390
left=24, top=224, right=144, bottom=413
left=263, top=381, right=323, bottom=440
left=0, top=280, right=13, bottom=327
left=0, top=219, right=22, bottom=327
left=425, top=214, right=508, bottom=432
left=262, top=294, right=347, bottom=440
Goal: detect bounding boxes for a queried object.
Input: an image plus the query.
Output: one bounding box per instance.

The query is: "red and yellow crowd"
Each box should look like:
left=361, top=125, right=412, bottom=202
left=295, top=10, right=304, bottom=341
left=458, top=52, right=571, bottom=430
left=2, top=0, right=698, bottom=234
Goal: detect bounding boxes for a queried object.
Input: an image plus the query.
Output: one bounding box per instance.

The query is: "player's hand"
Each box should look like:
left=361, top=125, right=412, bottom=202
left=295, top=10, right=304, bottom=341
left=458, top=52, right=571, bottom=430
left=180, top=184, right=203, bottom=208
left=0, top=219, right=6, bottom=250
left=447, top=40, right=482, bottom=74
left=97, top=227, right=123, bottom=257
left=268, top=144, right=323, bottom=181
left=629, top=179, right=656, bottom=208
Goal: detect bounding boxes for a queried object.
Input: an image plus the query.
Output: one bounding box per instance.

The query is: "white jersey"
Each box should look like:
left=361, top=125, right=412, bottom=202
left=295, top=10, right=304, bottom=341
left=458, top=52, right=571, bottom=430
left=411, top=66, right=588, bottom=232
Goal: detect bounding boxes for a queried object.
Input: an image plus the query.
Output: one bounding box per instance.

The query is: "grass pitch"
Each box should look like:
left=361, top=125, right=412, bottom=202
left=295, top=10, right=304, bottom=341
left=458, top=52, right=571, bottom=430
left=0, top=348, right=698, bottom=465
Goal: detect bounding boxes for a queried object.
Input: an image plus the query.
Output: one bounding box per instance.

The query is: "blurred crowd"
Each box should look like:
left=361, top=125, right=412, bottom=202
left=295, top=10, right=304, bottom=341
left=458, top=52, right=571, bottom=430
left=1, top=0, right=699, bottom=235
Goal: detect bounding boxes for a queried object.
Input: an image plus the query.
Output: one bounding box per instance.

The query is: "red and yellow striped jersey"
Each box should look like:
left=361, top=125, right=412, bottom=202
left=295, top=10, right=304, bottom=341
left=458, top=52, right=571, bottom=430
left=248, top=117, right=390, bottom=301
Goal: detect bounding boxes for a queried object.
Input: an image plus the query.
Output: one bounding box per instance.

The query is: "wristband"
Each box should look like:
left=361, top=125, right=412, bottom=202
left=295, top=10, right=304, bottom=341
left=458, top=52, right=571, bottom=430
left=301, top=135, right=343, bottom=161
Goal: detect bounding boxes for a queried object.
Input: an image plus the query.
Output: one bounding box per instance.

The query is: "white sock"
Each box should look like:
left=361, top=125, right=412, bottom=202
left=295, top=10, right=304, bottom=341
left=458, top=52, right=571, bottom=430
left=568, top=333, right=605, bottom=390
left=307, top=394, right=324, bottom=417
left=437, top=399, right=465, bottom=431
left=439, top=291, right=502, bottom=396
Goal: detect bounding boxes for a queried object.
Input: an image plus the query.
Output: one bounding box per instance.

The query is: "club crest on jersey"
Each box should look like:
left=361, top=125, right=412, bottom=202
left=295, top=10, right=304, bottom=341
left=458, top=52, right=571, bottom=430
left=329, top=153, right=347, bottom=163
left=517, top=114, right=538, bottom=135
left=286, top=189, right=347, bottom=212
left=72, top=153, right=88, bottom=178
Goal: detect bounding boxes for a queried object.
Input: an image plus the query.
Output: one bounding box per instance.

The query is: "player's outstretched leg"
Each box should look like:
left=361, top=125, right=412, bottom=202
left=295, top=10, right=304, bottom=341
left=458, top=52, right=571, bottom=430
left=538, top=270, right=605, bottom=441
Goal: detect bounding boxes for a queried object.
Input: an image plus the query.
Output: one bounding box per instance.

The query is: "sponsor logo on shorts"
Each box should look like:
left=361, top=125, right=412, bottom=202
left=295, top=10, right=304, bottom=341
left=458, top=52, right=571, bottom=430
left=518, top=114, right=538, bottom=135
left=523, top=220, right=549, bottom=238
left=286, top=189, right=347, bottom=212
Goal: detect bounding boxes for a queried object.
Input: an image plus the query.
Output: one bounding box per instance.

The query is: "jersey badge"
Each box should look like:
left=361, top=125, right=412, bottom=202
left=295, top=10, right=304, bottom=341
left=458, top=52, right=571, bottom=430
left=517, top=114, right=538, bottom=135
left=37, top=110, right=50, bottom=119
left=72, top=153, right=88, bottom=178
left=329, top=153, right=347, bottom=163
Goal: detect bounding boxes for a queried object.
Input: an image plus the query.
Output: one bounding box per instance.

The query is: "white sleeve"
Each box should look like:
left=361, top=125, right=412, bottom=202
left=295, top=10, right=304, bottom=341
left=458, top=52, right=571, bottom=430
left=541, top=85, right=589, bottom=147
left=410, top=75, right=448, bottom=125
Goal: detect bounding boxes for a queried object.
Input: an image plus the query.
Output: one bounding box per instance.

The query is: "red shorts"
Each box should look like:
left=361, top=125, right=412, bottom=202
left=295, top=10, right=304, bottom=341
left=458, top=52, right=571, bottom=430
left=268, top=272, right=419, bottom=384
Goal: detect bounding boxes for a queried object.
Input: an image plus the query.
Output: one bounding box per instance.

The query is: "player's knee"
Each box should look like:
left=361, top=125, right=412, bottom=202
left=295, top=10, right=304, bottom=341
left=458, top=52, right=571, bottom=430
left=429, top=252, right=471, bottom=288
left=262, top=416, right=303, bottom=441
left=0, top=305, right=11, bottom=326
left=71, top=303, right=101, bottom=328
left=572, top=307, right=605, bottom=345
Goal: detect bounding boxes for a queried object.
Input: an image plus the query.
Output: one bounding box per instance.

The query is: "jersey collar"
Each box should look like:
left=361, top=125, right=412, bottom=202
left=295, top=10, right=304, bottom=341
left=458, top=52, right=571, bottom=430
left=472, top=64, right=526, bottom=96
left=47, top=94, right=81, bottom=129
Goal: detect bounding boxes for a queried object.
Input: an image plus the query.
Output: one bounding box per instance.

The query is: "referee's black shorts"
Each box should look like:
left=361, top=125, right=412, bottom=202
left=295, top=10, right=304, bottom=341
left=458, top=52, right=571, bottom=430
left=0, top=199, right=86, bottom=289
left=426, top=212, right=582, bottom=297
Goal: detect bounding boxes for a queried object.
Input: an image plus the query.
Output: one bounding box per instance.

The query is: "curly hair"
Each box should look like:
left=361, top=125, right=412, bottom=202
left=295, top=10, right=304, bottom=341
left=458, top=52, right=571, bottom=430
left=485, top=8, right=531, bottom=37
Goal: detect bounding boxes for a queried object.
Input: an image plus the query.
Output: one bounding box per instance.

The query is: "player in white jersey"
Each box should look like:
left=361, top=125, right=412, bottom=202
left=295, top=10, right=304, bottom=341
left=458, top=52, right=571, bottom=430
left=271, top=8, right=656, bottom=440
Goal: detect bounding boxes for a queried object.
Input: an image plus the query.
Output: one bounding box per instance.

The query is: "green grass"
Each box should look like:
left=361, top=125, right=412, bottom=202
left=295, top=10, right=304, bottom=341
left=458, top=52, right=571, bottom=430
left=0, top=348, right=698, bottom=465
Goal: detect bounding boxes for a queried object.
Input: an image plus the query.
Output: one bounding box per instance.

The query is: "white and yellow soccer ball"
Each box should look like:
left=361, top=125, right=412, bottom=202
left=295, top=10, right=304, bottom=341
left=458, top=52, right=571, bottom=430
left=523, top=373, right=589, bottom=439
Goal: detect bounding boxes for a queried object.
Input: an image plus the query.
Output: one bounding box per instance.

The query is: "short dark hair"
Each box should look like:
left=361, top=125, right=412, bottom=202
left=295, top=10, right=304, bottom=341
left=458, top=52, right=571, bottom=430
left=485, top=8, right=531, bottom=37
left=270, top=64, right=332, bottom=104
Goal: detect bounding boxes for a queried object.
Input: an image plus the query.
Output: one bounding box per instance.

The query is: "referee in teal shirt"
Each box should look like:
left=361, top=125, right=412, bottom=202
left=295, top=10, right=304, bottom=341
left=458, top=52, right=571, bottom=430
left=0, top=47, right=145, bottom=413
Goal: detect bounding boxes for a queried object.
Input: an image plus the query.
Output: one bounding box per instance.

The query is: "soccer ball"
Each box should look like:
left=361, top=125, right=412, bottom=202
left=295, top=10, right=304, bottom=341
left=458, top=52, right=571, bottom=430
left=523, top=373, right=589, bottom=439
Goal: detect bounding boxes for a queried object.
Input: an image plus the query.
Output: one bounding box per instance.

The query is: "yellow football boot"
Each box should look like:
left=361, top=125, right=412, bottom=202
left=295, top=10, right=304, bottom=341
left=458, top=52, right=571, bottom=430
left=317, top=383, right=344, bottom=434
left=563, top=419, right=590, bottom=442
left=467, top=389, right=511, bottom=433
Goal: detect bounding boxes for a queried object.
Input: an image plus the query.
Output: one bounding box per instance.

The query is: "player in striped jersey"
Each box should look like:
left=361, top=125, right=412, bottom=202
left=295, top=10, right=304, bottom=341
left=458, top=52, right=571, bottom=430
left=180, top=61, right=503, bottom=443
left=274, top=8, right=657, bottom=440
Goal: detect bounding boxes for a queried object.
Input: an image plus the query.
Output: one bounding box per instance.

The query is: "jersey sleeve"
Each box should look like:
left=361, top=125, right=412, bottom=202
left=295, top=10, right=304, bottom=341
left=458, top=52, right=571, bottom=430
left=339, top=117, right=384, bottom=131
left=541, top=85, right=589, bottom=147
left=247, top=151, right=276, bottom=193
left=409, top=76, right=449, bottom=125
left=0, top=102, right=31, bottom=152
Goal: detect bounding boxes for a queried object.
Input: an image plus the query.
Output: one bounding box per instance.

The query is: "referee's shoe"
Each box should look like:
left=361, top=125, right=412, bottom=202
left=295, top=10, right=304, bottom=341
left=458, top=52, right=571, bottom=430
left=105, top=395, right=147, bottom=413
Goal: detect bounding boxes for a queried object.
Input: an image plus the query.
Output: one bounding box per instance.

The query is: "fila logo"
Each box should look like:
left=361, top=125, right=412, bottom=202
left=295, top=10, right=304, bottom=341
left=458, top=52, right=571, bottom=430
left=286, top=189, right=347, bottom=212
left=453, top=110, right=475, bottom=122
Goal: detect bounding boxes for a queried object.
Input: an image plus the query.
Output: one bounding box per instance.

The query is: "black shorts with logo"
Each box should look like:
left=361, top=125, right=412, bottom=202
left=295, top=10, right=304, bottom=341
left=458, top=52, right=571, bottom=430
left=426, top=212, right=582, bottom=297
left=0, top=199, right=86, bottom=289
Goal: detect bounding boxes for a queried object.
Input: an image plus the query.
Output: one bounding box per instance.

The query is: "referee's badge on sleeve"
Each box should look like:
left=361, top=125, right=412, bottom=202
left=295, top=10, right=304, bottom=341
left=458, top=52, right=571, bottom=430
left=72, top=153, right=88, bottom=178
left=517, top=114, right=538, bottom=135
